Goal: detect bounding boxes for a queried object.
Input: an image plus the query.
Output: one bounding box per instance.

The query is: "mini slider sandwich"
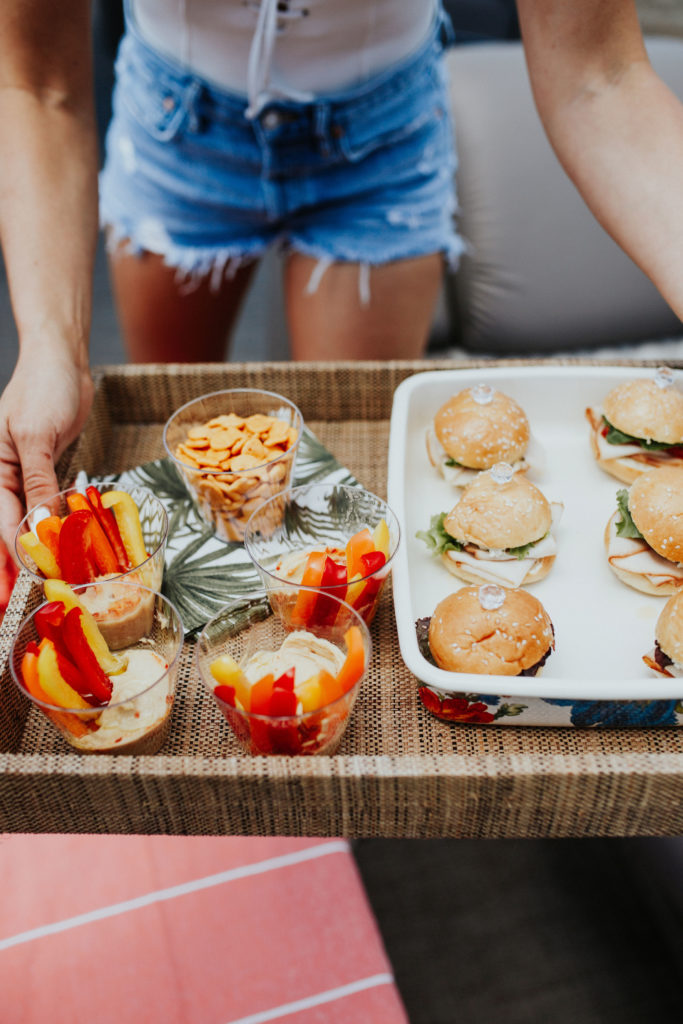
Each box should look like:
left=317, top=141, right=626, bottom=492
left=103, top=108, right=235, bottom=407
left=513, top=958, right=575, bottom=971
left=605, top=465, right=683, bottom=595
left=426, top=383, right=531, bottom=486
left=643, top=590, right=683, bottom=678
left=586, top=367, right=683, bottom=483
left=417, top=462, right=562, bottom=588
left=423, top=584, right=555, bottom=677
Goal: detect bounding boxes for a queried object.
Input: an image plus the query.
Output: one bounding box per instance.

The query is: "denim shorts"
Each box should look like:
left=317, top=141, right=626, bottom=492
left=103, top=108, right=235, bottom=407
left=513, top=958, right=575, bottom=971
left=99, top=11, right=464, bottom=287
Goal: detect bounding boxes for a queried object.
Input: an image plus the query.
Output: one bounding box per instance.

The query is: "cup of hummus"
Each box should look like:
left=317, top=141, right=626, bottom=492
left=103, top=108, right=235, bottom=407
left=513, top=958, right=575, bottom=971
left=244, top=483, right=400, bottom=626
left=163, top=388, right=303, bottom=543
left=10, top=582, right=184, bottom=755
left=15, top=483, right=168, bottom=593
left=195, top=587, right=371, bottom=755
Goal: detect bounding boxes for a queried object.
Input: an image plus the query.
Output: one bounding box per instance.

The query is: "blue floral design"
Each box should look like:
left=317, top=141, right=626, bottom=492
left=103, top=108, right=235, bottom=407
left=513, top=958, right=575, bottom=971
left=545, top=699, right=679, bottom=728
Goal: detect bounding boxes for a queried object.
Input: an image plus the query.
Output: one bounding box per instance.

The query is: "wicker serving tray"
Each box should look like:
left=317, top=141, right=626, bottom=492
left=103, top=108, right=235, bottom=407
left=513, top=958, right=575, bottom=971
left=1, top=359, right=682, bottom=838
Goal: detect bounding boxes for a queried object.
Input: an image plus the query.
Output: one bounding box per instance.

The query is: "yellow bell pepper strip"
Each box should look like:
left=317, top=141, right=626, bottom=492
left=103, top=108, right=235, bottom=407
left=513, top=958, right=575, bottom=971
left=333, top=625, right=366, bottom=697
left=42, top=579, right=128, bottom=676
left=345, top=527, right=375, bottom=580
left=298, top=669, right=338, bottom=711
left=18, top=531, right=61, bottom=578
left=61, top=607, right=114, bottom=705
left=36, top=639, right=95, bottom=711
left=57, top=510, right=98, bottom=584
left=86, top=486, right=131, bottom=571
left=249, top=672, right=275, bottom=715
left=21, top=643, right=93, bottom=738
left=372, top=518, right=390, bottom=559
left=291, top=550, right=327, bottom=626
left=35, top=516, right=63, bottom=565
left=100, top=491, right=148, bottom=567
left=295, top=672, right=325, bottom=713
left=210, top=653, right=251, bottom=711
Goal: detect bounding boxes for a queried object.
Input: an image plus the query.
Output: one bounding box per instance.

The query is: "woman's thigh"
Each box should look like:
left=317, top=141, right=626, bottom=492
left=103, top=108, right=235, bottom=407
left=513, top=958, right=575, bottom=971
left=285, top=251, right=444, bottom=360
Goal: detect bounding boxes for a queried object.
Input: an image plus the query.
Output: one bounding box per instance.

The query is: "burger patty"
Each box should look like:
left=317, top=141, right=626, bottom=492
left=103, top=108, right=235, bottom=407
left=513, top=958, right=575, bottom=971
left=654, top=641, right=673, bottom=669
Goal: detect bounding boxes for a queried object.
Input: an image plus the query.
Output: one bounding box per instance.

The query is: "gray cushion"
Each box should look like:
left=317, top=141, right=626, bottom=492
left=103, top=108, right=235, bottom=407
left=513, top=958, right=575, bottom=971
left=445, top=37, right=683, bottom=352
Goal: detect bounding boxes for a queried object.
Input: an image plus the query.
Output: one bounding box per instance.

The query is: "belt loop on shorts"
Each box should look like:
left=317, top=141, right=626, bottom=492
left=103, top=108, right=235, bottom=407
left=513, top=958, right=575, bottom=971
left=314, top=102, right=332, bottom=157
left=184, top=79, right=202, bottom=132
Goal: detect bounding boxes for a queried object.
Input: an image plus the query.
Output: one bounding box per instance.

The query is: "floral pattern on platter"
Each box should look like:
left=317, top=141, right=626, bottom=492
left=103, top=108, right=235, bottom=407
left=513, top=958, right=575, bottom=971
left=418, top=685, right=683, bottom=728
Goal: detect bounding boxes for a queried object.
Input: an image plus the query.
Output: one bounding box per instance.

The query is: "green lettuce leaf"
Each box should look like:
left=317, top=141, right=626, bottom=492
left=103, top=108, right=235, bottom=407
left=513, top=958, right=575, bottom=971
left=602, top=416, right=680, bottom=452
left=615, top=488, right=644, bottom=539
left=416, top=513, right=464, bottom=555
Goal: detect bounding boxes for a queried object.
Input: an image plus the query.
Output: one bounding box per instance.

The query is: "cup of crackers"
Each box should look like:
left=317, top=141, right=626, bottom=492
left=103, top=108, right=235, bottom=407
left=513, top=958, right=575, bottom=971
left=163, top=389, right=303, bottom=542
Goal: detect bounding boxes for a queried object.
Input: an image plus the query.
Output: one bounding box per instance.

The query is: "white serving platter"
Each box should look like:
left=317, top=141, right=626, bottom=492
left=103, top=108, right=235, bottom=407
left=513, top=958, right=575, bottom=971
left=388, top=364, right=683, bottom=701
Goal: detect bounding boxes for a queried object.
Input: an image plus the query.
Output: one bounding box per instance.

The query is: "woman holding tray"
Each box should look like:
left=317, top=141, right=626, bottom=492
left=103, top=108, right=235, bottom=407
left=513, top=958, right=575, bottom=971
left=0, top=0, right=682, bottom=550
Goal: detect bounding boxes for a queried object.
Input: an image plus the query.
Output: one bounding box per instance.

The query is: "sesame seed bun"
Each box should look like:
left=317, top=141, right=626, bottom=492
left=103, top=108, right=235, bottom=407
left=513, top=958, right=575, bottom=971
left=655, top=591, right=683, bottom=665
left=433, top=388, right=529, bottom=470
left=603, top=378, right=683, bottom=445
left=628, top=466, right=683, bottom=563
left=444, top=469, right=551, bottom=551
left=428, top=586, right=554, bottom=676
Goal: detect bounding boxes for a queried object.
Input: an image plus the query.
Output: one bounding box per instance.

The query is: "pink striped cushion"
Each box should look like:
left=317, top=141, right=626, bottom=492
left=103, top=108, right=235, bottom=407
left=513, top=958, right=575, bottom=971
left=0, top=834, right=408, bottom=1023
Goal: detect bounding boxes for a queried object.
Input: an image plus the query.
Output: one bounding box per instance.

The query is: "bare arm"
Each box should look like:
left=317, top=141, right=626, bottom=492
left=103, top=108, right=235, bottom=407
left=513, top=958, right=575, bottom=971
left=517, top=0, right=683, bottom=320
left=0, top=0, right=98, bottom=550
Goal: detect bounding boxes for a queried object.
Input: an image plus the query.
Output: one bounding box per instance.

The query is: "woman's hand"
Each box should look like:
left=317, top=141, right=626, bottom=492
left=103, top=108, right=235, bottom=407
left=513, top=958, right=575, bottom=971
left=0, top=349, right=94, bottom=554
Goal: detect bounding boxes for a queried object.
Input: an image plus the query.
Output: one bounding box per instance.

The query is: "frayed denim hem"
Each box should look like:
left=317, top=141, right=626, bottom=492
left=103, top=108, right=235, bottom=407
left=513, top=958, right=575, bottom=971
left=102, top=217, right=269, bottom=293
left=288, top=236, right=467, bottom=306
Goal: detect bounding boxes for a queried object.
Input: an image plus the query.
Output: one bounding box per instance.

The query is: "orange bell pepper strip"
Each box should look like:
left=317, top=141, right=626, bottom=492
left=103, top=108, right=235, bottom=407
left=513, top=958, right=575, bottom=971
left=35, top=516, right=63, bottom=564
left=333, top=625, right=366, bottom=696
left=291, top=550, right=327, bottom=626
left=86, top=486, right=131, bottom=571
left=249, top=673, right=275, bottom=715
left=21, top=644, right=93, bottom=738
left=345, top=528, right=375, bottom=580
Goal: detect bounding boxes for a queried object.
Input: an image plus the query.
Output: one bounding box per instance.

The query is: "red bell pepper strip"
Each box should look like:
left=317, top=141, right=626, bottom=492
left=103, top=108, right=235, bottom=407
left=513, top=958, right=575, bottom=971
left=35, top=516, right=63, bottom=565
left=34, top=601, right=66, bottom=645
left=273, top=668, right=295, bottom=691
left=314, top=556, right=347, bottom=626
left=67, top=492, right=120, bottom=575
left=61, top=606, right=114, bottom=704
left=86, top=486, right=131, bottom=571
left=214, top=684, right=236, bottom=707
left=346, top=550, right=387, bottom=617
left=58, top=510, right=98, bottom=584
left=268, top=687, right=298, bottom=717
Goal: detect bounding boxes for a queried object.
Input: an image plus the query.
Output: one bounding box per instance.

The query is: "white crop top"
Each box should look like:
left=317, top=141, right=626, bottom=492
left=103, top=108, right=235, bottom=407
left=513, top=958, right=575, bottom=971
left=127, top=0, right=439, bottom=116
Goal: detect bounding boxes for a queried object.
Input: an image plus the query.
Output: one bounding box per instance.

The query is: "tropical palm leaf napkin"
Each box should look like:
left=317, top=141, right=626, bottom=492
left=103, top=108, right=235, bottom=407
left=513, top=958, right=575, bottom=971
left=92, top=427, right=357, bottom=634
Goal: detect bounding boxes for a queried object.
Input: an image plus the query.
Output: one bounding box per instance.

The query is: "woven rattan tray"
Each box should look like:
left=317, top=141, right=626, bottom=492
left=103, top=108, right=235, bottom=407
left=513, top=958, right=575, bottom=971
left=1, top=360, right=682, bottom=838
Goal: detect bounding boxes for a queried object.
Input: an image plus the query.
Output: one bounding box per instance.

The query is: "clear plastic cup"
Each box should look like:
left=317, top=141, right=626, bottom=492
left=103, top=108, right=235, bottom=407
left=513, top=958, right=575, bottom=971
left=244, top=483, right=400, bottom=625
left=15, top=484, right=168, bottom=592
left=195, top=586, right=371, bottom=755
left=163, top=388, right=303, bottom=542
left=10, top=581, right=183, bottom=755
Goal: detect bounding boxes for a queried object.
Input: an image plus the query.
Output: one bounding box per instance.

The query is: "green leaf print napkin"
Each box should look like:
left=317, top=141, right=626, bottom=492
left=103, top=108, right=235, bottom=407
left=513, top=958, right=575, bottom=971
left=93, top=427, right=357, bottom=635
